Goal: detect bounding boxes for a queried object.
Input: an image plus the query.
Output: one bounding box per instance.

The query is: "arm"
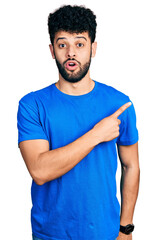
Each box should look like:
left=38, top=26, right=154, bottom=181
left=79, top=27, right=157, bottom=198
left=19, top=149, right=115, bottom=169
left=117, top=142, right=140, bottom=238
left=19, top=129, right=98, bottom=186
left=19, top=102, right=131, bottom=186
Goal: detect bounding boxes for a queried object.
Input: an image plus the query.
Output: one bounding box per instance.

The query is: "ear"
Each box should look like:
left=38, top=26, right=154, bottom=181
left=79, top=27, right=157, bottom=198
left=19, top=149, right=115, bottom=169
left=49, top=44, right=55, bottom=59
left=91, top=41, right=97, bottom=58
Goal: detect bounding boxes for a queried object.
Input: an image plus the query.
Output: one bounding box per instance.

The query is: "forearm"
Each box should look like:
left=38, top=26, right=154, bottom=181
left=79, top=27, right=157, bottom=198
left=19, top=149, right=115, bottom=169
left=120, top=165, right=140, bottom=225
left=36, top=129, right=99, bottom=185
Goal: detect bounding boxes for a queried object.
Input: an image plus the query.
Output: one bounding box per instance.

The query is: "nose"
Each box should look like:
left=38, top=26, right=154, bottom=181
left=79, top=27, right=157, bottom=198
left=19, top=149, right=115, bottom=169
left=66, top=45, right=76, bottom=58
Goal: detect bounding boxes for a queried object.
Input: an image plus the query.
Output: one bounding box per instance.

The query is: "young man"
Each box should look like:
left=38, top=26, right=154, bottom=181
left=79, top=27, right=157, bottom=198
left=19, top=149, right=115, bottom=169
left=17, top=5, right=140, bottom=240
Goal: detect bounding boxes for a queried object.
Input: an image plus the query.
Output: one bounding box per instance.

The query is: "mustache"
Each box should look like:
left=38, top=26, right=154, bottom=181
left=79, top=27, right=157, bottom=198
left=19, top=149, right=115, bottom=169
left=63, top=58, right=81, bottom=66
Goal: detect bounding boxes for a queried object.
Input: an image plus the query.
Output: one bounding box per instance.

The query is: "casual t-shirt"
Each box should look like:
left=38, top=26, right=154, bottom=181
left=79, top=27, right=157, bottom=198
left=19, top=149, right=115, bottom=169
left=17, top=80, right=139, bottom=240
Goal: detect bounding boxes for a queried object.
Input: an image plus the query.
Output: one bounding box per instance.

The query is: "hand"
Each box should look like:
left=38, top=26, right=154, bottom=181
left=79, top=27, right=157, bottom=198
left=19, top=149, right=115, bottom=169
left=92, top=102, right=132, bottom=144
left=117, top=231, right=132, bottom=240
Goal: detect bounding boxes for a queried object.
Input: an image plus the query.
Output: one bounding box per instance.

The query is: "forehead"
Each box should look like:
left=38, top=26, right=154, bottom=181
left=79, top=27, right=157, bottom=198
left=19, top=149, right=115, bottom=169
left=54, top=31, right=90, bottom=42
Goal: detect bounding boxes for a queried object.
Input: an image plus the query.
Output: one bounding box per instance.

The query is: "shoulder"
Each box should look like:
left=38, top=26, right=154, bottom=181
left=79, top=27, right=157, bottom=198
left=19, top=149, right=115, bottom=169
left=19, top=84, right=53, bottom=106
left=96, top=81, right=130, bottom=106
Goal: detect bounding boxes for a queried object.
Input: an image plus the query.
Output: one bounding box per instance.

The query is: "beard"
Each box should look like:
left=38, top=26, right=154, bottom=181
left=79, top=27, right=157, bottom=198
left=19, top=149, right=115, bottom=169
left=54, top=50, right=92, bottom=83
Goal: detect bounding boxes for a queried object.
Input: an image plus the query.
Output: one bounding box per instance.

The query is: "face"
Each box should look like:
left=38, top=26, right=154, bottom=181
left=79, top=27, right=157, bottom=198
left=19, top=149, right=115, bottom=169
left=49, top=31, right=97, bottom=83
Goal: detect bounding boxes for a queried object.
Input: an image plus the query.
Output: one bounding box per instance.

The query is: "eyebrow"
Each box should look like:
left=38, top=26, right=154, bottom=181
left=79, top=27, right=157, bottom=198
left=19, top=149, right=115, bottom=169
left=75, top=36, right=87, bottom=41
left=56, top=37, right=66, bottom=43
left=56, top=36, right=87, bottom=43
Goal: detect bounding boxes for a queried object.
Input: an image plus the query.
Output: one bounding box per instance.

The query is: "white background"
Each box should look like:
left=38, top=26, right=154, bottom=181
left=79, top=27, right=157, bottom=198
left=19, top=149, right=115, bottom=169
left=1, top=0, right=157, bottom=239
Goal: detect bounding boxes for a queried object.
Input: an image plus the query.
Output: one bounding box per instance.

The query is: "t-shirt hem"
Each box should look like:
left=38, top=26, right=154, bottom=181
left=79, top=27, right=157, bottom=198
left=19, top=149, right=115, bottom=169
left=18, top=137, right=49, bottom=147
left=32, top=231, right=63, bottom=240
left=117, top=135, right=139, bottom=146
left=32, top=231, right=119, bottom=240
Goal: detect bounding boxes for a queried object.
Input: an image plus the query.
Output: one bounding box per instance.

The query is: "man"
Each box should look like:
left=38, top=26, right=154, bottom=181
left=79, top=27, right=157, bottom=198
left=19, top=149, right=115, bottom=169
left=17, top=5, right=140, bottom=240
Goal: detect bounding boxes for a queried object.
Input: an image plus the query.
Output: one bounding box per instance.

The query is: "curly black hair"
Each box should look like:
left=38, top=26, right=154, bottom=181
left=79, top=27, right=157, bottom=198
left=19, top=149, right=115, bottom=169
left=48, top=5, right=97, bottom=45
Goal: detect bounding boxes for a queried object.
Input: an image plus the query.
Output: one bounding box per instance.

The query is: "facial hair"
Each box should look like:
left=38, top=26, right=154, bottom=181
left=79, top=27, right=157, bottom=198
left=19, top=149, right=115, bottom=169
left=54, top=50, right=92, bottom=83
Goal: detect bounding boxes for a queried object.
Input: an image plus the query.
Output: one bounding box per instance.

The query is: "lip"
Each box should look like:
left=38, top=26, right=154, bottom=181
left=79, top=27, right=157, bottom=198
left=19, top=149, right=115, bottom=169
left=65, top=60, right=79, bottom=71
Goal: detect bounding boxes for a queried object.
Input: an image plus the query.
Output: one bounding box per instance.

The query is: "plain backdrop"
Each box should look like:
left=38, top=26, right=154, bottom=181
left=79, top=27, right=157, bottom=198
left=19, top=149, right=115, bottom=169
left=1, top=0, right=157, bottom=239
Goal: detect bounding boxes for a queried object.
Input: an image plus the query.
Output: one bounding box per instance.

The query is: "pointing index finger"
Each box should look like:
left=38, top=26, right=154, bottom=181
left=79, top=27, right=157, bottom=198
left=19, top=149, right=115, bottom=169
left=113, top=102, right=132, bottom=118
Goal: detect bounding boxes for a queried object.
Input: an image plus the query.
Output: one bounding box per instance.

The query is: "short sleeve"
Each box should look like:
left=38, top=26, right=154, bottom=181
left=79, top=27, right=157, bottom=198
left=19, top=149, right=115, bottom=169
left=17, top=93, right=49, bottom=147
left=117, top=100, right=139, bottom=146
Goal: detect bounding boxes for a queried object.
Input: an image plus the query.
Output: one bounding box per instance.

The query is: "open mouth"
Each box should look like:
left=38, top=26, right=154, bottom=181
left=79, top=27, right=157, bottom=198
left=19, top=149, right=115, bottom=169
left=65, top=60, right=79, bottom=71
left=69, top=62, right=76, bottom=66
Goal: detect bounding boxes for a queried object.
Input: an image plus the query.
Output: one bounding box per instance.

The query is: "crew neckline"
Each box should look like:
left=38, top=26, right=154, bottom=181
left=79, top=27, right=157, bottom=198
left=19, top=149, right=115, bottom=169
left=52, top=80, right=98, bottom=99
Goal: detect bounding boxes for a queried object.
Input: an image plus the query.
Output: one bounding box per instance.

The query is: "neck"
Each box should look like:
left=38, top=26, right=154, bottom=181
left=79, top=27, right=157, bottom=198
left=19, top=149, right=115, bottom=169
left=55, top=72, right=95, bottom=96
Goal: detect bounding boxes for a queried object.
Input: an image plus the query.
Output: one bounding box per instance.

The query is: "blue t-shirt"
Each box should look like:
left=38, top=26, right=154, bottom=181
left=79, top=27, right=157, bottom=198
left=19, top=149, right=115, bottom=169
left=17, top=80, right=138, bottom=240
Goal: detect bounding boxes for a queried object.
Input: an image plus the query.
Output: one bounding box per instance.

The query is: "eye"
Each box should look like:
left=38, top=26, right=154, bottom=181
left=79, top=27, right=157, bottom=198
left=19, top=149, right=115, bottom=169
left=59, top=43, right=66, bottom=48
left=77, top=43, right=84, bottom=47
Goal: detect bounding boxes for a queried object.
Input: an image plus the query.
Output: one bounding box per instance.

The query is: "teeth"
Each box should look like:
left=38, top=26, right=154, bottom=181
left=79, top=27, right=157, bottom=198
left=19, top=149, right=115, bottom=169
left=69, top=63, right=75, bottom=66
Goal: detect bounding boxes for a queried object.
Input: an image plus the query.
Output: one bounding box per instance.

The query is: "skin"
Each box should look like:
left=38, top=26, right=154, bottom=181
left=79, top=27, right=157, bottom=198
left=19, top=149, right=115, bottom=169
left=49, top=31, right=97, bottom=95
left=117, top=142, right=139, bottom=240
left=19, top=31, right=140, bottom=240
